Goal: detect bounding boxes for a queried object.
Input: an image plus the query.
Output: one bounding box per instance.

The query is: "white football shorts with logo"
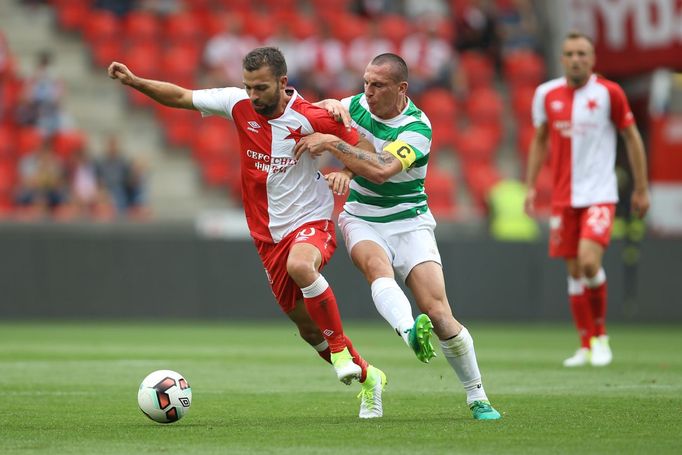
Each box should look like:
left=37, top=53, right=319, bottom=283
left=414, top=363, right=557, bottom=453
left=338, top=210, right=442, bottom=283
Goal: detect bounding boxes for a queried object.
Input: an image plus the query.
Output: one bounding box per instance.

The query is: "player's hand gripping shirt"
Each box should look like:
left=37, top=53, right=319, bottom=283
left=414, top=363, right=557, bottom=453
left=532, top=74, right=635, bottom=208
left=193, top=88, right=359, bottom=243
left=341, top=94, right=432, bottom=223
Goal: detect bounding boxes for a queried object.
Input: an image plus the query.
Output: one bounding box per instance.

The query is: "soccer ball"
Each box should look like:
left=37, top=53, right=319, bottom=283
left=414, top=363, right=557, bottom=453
left=137, top=369, right=192, bottom=424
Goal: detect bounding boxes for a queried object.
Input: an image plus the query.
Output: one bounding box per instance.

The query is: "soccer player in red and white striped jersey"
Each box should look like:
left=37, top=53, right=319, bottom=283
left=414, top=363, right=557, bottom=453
left=524, top=32, right=650, bottom=367
left=108, top=47, right=386, bottom=417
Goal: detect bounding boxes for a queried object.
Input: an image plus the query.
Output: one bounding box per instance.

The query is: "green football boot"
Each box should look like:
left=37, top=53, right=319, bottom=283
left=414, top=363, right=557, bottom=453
left=469, top=400, right=502, bottom=420
left=407, top=314, right=436, bottom=363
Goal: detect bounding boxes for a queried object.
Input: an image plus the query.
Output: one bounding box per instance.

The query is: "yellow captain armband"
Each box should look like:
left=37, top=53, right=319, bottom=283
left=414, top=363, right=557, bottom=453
left=383, top=140, right=416, bottom=170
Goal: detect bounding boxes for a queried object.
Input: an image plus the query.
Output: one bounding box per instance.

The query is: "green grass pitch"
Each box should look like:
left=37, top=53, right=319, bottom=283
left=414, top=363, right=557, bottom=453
left=1, top=322, right=680, bottom=454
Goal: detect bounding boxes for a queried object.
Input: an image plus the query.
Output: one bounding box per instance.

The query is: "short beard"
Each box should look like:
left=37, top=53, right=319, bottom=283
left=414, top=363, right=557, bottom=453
left=253, top=85, right=281, bottom=116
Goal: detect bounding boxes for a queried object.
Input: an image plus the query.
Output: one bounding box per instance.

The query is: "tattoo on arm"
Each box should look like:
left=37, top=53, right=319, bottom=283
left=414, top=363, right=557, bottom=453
left=333, top=141, right=396, bottom=167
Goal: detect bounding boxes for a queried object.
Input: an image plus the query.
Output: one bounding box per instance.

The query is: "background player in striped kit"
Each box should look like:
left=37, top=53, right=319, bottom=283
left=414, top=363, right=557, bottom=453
left=295, top=53, right=501, bottom=420
left=524, top=32, right=650, bottom=367
left=108, top=47, right=386, bottom=418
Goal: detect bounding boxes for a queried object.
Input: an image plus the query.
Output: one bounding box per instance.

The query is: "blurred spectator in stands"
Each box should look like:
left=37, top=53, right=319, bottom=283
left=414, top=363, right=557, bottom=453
left=400, top=14, right=463, bottom=97
left=66, top=148, right=113, bottom=219
left=497, top=0, right=540, bottom=54
left=266, top=23, right=308, bottom=88
left=15, top=50, right=71, bottom=137
left=452, top=0, right=500, bottom=65
left=126, top=157, right=148, bottom=213
left=96, top=135, right=146, bottom=215
left=404, top=0, right=448, bottom=17
left=15, top=140, right=67, bottom=215
left=94, top=0, right=135, bottom=17
left=303, top=23, right=352, bottom=100
left=351, top=0, right=402, bottom=18
left=203, top=14, right=259, bottom=87
left=347, top=22, right=395, bottom=74
left=138, top=0, right=182, bottom=16
left=0, top=31, right=12, bottom=124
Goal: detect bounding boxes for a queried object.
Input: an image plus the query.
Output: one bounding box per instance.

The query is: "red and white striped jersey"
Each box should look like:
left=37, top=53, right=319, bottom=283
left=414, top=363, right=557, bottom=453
left=193, top=87, right=359, bottom=243
left=532, top=74, right=635, bottom=208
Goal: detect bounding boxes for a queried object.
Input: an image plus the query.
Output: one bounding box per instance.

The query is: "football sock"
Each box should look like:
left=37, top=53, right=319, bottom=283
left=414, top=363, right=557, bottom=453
left=371, top=277, right=414, bottom=345
left=301, top=275, right=347, bottom=353
left=584, top=268, right=607, bottom=336
left=568, top=276, right=593, bottom=348
left=313, top=339, right=331, bottom=364
left=344, top=335, right=368, bottom=382
left=440, top=327, right=488, bottom=405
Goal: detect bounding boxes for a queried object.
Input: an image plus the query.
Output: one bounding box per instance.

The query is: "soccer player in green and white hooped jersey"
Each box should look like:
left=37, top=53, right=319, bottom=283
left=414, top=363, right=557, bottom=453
left=294, top=53, right=501, bottom=420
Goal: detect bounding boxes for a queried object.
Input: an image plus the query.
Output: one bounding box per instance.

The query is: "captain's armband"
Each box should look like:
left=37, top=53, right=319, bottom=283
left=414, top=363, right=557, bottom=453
left=383, top=140, right=416, bottom=170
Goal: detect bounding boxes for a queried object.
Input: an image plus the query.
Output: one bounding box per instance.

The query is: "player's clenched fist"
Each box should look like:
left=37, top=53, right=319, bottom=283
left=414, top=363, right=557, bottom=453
left=108, top=62, right=135, bottom=85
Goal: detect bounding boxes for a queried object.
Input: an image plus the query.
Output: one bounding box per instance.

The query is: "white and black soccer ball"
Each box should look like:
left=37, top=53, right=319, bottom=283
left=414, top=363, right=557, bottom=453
left=137, top=369, right=192, bottom=424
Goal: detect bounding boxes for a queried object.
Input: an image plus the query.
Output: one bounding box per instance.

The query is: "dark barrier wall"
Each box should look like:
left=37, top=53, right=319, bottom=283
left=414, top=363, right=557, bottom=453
left=1, top=223, right=680, bottom=322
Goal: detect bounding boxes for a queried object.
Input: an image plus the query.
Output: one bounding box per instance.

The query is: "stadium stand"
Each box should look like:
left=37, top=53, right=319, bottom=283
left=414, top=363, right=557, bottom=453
left=0, top=0, right=547, bottom=224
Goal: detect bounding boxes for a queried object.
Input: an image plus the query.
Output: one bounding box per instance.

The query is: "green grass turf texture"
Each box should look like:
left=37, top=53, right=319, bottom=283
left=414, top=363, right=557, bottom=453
left=1, top=322, right=680, bottom=454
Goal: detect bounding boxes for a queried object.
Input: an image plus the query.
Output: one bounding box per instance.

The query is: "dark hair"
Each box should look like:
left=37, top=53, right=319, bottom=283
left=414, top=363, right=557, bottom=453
left=370, top=53, right=409, bottom=82
left=243, top=47, right=287, bottom=77
left=564, top=31, right=595, bottom=48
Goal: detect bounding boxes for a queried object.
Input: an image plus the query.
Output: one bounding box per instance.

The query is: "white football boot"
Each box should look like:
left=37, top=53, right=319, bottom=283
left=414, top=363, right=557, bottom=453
left=563, top=347, right=590, bottom=367
left=590, top=335, right=613, bottom=366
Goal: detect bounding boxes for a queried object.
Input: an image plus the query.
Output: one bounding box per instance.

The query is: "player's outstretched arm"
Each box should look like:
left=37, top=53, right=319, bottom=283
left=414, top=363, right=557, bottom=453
left=294, top=133, right=402, bottom=184
left=621, top=124, right=650, bottom=218
left=524, top=123, right=549, bottom=216
left=108, top=61, right=195, bottom=110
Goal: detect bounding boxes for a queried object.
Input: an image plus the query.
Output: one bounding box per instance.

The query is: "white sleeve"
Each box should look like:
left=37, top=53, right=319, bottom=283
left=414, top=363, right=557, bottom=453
left=531, top=85, right=548, bottom=128
left=192, top=87, right=246, bottom=120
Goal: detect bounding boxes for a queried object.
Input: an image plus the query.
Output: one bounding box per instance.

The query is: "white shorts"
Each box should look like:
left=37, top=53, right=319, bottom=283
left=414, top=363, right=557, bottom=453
left=338, top=211, right=442, bottom=283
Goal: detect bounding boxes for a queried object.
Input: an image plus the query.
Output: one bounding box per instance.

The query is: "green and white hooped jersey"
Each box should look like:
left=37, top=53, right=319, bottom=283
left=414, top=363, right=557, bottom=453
left=342, top=94, right=432, bottom=223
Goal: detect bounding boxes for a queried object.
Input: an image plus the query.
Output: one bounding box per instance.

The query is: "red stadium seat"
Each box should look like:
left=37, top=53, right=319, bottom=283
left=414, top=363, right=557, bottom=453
left=516, top=123, right=535, bottom=164
left=461, top=161, right=502, bottom=212
left=191, top=119, right=238, bottom=163
left=459, top=52, right=495, bottom=89
left=17, top=127, right=43, bottom=157
left=419, top=88, right=458, bottom=122
left=164, top=12, right=205, bottom=47
left=90, top=40, right=123, bottom=68
left=0, top=126, right=16, bottom=159
left=511, top=85, right=536, bottom=119
left=455, top=125, right=500, bottom=164
left=243, top=12, right=276, bottom=41
left=124, top=11, right=161, bottom=47
left=83, top=10, right=119, bottom=45
left=379, top=15, right=413, bottom=46
left=160, top=44, right=201, bottom=87
left=52, top=130, right=86, bottom=161
left=328, top=15, right=369, bottom=42
left=466, top=87, right=504, bottom=125
left=504, top=50, right=546, bottom=89
left=425, top=164, right=457, bottom=220
left=54, top=1, right=91, bottom=32
left=161, top=109, right=198, bottom=147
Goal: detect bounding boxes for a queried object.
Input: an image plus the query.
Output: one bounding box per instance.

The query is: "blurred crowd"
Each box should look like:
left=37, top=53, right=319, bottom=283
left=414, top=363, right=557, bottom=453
left=1, top=0, right=546, bottom=222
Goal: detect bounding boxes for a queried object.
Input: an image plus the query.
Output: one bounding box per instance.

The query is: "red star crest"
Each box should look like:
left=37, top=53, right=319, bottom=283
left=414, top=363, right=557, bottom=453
left=284, top=126, right=305, bottom=143
left=586, top=98, right=598, bottom=112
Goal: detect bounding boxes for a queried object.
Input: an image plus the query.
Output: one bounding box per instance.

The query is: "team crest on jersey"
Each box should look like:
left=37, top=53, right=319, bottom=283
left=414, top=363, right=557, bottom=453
left=586, top=98, right=599, bottom=112
left=247, top=121, right=261, bottom=133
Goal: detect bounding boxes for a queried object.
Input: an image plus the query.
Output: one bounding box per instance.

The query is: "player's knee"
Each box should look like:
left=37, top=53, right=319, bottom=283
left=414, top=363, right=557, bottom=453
left=423, top=298, right=452, bottom=324
left=286, top=256, right=316, bottom=283
left=361, top=255, right=392, bottom=281
left=580, top=257, right=601, bottom=278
